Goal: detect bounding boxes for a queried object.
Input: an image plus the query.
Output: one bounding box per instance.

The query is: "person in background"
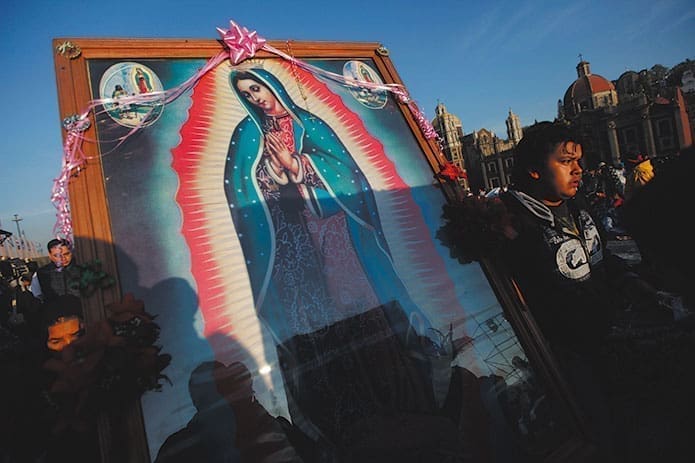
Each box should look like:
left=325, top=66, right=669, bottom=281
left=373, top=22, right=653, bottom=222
left=0, top=274, right=11, bottom=327
left=7, top=274, right=41, bottom=344
left=620, top=146, right=695, bottom=313
left=614, top=161, right=626, bottom=191
left=581, top=162, right=627, bottom=238
left=619, top=152, right=658, bottom=268
left=30, top=239, right=83, bottom=328
left=597, top=162, right=628, bottom=237
left=623, top=153, right=654, bottom=201
left=15, top=274, right=38, bottom=319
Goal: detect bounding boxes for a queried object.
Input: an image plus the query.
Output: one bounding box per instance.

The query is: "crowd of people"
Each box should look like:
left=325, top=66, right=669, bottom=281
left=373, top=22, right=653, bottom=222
left=2, top=237, right=176, bottom=463
left=576, top=143, right=693, bottom=309
left=577, top=150, right=666, bottom=241
left=1, top=238, right=83, bottom=345
left=0, top=238, right=96, bottom=462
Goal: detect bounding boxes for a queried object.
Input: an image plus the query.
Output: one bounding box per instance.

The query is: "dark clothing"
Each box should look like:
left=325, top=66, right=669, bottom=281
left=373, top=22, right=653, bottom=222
left=499, top=190, right=629, bottom=355
left=598, top=165, right=625, bottom=198
left=276, top=302, right=437, bottom=452
left=499, top=190, right=632, bottom=461
left=0, top=277, right=13, bottom=326
left=155, top=407, right=241, bottom=463
left=14, top=285, right=40, bottom=329
left=620, top=151, right=694, bottom=306
left=36, top=262, right=81, bottom=301
left=235, top=401, right=304, bottom=463
left=155, top=401, right=302, bottom=463
left=581, top=166, right=626, bottom=236
left=35, top=262, right=83, bottom=327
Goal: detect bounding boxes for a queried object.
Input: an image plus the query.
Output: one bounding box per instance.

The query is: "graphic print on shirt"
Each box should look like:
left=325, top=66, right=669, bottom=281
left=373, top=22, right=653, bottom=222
left=577, top=211, right=603, bottom=265
left=556, top=239, right=590, bottom=280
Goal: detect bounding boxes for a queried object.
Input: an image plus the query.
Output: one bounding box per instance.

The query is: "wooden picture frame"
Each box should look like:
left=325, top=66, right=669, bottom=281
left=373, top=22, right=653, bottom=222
left=53, top=37, right=594, bottom=463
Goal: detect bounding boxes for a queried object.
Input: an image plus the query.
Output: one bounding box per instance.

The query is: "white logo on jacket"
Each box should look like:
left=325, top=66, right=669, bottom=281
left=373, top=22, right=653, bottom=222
left=556, top=240, right=590, bottom=280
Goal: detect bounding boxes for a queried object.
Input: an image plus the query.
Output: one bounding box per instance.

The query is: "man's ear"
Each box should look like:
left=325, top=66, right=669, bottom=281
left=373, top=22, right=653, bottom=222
left=529, top=170, right=540, bottom=180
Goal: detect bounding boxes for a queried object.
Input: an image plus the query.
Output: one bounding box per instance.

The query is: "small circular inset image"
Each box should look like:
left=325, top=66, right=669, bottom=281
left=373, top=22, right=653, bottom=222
left=99, top=62, right=164, bottom=127
left=343, top=61, right=388, bottom=109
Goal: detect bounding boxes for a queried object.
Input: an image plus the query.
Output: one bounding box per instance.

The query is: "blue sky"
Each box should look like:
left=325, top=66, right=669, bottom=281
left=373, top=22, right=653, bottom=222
left=1, top=0, right=693, bottom=249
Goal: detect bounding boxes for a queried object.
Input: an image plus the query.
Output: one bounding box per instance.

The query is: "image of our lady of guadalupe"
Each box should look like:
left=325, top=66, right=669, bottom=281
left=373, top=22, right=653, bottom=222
left=172, top=58, right=475, bottom=450
left=223, top=66, right=451, bottom=445
left=224, top=67, right=433, bottom=342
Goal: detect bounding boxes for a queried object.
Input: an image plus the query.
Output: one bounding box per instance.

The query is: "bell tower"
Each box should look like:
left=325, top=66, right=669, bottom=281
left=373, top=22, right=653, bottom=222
left=505, top=108, right=522, bottom=144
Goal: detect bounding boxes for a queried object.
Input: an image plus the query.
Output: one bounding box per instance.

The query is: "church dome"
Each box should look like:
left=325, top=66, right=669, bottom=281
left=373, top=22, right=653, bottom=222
left=563, top=60, right=617, bottom=118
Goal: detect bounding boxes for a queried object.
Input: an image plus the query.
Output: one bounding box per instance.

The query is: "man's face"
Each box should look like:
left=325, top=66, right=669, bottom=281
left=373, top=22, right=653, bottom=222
left=47, top=316, right=82, bottom=351
left=49, top=244, right=72, bottom=268
left=540, top=141, right=583, bottom=203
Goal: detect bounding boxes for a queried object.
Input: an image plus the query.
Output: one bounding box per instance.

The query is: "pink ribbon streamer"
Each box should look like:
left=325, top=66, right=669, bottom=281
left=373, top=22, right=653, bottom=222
left=51, top=115, right=90, bottom=240
left=54, top=19, right=441, bottom=241
left=52, top=51, right=228, bottom=241
left=260, top=41, right=439, bottom=140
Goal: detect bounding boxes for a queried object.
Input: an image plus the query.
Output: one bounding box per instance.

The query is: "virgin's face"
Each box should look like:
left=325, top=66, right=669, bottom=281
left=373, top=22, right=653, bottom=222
left=235, top=78, right=283, bottom=115
left=541, top=140, right=583, bottom=203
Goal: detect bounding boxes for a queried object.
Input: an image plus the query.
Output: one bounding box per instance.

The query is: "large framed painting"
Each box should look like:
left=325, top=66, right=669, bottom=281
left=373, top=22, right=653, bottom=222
left=52, top=34, right=594, bottom=462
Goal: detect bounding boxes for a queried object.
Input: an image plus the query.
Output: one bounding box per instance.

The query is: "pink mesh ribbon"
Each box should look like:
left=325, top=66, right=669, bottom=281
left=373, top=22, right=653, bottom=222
left=51, top=115, right=91, bottom=240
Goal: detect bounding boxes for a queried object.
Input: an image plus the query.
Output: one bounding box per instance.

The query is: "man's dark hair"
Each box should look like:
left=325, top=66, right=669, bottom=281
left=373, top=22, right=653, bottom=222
left=511, top=121, right=579, bottom=191
left=46, top=238, right=71, bottom=252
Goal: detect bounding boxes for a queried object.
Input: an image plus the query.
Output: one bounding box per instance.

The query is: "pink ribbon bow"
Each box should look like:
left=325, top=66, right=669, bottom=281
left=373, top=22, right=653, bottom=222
left=217, top=20, right=267, bottom=65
